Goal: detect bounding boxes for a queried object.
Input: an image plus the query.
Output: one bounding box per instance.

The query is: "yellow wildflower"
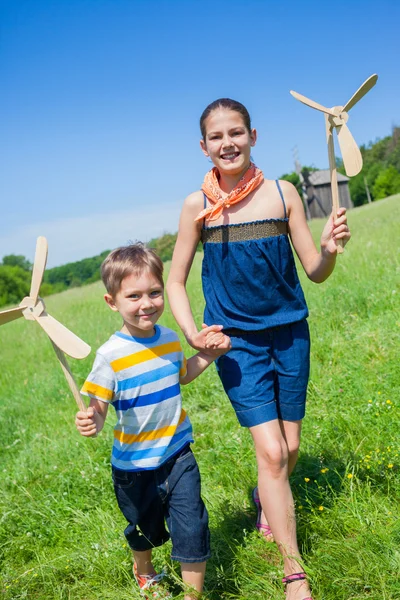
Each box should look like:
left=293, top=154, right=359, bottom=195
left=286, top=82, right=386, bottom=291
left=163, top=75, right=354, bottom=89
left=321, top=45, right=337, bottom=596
left=318, top=506, right=324, bottom=511
left=347, top=473, right=353, bottom=479
left=388, top=464, right=394, bottom=469
left=304, top=477, right=310, bottom=482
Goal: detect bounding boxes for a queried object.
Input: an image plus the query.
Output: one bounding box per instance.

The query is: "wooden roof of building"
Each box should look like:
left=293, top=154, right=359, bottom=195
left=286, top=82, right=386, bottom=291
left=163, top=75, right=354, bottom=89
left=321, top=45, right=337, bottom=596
left=309, top=169, right=349, bottom=186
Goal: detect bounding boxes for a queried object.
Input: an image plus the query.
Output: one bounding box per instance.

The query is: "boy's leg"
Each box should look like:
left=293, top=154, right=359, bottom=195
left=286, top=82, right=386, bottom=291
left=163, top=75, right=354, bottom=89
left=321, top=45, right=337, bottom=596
left=133, top=549, right=154, bottom=575
left=159, top=446, right=210, bottom=596
left=180, top=562, right=206, bottom=599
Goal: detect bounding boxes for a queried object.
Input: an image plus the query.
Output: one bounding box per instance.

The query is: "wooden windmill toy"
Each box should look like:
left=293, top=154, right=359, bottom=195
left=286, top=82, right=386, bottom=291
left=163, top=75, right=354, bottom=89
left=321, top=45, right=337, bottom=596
left=290, top=74, right=378, bottom=252
left=0, top=237, right=89, bottom=410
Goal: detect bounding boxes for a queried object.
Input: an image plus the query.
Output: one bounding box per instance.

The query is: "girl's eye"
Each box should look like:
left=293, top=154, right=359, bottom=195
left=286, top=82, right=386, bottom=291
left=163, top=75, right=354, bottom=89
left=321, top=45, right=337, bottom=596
left=129, top=294, right=139, bottom=299
left=150, top=290, right=162, bottom=297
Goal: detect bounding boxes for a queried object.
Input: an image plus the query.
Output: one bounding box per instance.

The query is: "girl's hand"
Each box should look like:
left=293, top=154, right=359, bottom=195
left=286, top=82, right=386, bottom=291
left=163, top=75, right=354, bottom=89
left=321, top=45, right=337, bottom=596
left=187, top=324, right=224, bottom=351
left=320, top=207, right=351, bottom=256
left=75, top=407, right=98, bottom=437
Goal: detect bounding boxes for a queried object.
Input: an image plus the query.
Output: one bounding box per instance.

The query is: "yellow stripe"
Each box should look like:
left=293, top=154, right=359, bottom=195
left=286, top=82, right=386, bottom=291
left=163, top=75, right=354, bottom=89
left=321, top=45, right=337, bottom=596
left=81, top=381, right=113, bottom=401
left=110, top=341, right=181, bottom=373
left=114, top=410, right=187, bottom=444
left=179, top=357, right=187, bottom=377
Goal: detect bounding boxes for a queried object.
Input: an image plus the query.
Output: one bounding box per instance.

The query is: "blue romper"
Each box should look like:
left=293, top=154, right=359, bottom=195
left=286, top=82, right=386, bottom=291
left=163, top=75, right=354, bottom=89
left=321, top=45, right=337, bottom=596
left=201, top=180, right=310, bottom=427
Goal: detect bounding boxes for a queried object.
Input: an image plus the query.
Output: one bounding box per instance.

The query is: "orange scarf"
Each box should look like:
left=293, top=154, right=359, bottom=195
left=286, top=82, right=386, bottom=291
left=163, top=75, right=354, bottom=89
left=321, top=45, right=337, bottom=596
left=195, top=162, right=264, bottom=222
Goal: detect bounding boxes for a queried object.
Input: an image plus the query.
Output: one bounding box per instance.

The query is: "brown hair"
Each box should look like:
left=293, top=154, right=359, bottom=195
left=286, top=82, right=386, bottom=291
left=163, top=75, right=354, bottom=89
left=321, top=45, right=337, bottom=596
left=200, top=98, right=252, bottom=141
left=101, top=243, right=164, bottom=297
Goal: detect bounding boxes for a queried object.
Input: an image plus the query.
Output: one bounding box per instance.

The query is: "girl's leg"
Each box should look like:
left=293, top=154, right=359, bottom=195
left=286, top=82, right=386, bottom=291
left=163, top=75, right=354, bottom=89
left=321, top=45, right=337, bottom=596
left=180, top=562, right=206, bottom=600
left=250, top=420, right=311, bottom=600
left=257, top=420, right=302, bottom=532
left=281, top=419, right=302, bottom=477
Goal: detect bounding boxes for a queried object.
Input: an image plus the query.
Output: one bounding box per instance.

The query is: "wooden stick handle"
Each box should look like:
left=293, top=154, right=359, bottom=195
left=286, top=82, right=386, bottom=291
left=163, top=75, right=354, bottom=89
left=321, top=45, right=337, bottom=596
left=326, top=116, right=344, bottom=254
left=51, top=341, right=87, bottom=412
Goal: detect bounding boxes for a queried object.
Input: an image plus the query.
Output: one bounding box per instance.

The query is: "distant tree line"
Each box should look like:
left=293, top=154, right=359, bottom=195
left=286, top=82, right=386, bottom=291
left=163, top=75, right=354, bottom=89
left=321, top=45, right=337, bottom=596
left=0, top=251, right=110, bottom=308
left=280, top=126, right=400, bottom=207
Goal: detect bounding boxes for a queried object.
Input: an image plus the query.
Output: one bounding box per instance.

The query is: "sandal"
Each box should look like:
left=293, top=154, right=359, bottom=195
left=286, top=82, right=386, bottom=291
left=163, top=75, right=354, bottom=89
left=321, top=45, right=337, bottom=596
left=252, top=487, right=274, bottom=542
left=282, top=572, right=313, bottom=600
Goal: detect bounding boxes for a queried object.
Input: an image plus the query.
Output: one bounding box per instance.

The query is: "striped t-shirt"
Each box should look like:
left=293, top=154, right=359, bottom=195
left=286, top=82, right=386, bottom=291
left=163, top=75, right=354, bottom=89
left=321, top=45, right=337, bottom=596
left=81, top=325, right=193, bottom=471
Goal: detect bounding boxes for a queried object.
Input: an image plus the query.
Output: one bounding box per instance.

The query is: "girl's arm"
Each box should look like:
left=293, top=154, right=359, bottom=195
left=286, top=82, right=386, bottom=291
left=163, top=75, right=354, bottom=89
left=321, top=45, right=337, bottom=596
left=75, top=398, right=109, bottom=437
left=281, top=180, right=351, bottom=283
left=167, top=191, right=226, bottom=350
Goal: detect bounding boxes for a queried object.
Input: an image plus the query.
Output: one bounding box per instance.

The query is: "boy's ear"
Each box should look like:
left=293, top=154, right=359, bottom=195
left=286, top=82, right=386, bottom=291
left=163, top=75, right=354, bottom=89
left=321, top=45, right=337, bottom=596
left=104, top=293, right=119, bottom=312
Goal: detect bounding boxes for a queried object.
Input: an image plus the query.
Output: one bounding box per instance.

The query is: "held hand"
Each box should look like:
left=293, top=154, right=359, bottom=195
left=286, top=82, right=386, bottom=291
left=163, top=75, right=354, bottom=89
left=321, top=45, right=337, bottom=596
left=208, top=333, right=231, bottom=357
left=187, top=323, right=224, bottom=352
left=320, top=207, right=351, bottom=256
left=75, top=406, right=98, bottom=437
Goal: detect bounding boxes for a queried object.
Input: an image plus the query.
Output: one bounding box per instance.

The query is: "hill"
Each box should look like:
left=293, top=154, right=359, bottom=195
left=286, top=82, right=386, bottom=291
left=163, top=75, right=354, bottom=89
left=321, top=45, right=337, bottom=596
left=0, top=195, right=399, bottom=599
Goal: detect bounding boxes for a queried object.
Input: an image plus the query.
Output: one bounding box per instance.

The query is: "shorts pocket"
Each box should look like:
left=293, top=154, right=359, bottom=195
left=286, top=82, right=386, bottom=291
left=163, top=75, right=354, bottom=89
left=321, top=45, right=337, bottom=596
left=112, top=468, right=136, bottom=489
left=175, top=446, right=194, bottom=463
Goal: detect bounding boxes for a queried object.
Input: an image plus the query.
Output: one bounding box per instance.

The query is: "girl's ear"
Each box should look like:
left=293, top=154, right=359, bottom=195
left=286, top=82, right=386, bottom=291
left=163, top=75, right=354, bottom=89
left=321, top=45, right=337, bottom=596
left=200, top=139, right=209, bottom=157
left=104, top=293, right=118, bottom=312
left=250, top=128, right=257, bottom=147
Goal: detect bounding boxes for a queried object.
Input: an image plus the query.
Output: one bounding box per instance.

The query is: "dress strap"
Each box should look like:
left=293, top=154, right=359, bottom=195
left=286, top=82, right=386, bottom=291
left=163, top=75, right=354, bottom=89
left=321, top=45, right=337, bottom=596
left=202, top=193, right=208, bottom=229
left=275, top=180, right=287, bottom=220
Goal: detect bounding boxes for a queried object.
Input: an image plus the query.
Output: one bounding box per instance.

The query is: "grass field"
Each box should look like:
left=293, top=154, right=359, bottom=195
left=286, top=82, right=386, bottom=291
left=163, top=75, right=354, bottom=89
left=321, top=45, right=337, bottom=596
left=1, top=195, right=399, bottom=599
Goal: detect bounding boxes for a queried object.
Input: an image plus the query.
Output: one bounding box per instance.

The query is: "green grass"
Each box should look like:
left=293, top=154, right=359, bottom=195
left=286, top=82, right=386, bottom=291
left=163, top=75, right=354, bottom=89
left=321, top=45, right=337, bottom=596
left=1, top=195, right=400, bottom=599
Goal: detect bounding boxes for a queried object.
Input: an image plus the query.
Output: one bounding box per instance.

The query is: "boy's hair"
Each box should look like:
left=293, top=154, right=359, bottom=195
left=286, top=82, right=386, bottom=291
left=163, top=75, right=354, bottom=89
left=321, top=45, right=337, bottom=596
left=101, top=243, right=164, bottom=297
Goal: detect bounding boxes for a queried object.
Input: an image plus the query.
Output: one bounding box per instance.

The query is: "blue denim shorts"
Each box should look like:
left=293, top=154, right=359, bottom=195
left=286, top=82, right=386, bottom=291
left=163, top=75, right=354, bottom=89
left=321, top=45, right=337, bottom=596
left=111, top=444, right=210, bottom=563
left=216, top=320, right=310, bottom=427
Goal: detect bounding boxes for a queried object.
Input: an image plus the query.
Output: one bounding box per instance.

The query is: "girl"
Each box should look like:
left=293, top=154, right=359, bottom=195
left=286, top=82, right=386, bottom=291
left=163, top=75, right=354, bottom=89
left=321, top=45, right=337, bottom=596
left=166, top=98, right=351, bottom=600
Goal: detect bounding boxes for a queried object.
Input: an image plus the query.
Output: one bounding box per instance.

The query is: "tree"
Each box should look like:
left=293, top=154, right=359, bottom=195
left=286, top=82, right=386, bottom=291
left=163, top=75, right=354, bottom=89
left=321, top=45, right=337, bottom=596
left=0, top=265, right=30, bottom=307
left=373, top=166, right=400, bottom=200
left=1, top=254, right=32, bottom=271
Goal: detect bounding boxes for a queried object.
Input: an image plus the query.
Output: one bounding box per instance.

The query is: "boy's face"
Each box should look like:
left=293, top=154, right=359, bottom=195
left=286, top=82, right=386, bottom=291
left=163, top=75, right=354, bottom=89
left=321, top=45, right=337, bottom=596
left=105, top=270, right=164, bottom=338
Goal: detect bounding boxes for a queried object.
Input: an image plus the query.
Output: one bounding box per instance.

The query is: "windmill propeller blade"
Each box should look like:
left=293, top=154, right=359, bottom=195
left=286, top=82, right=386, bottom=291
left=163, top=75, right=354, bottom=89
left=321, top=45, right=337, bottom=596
left=343, top=74, right=378, bottom=113
left=337, top=123, right=363, bottom=177
left=30, top=237, right=48, bottom=304
left=0, top=306, right=26, bottom=325
left=290, top=90, right=337, bottom=117
left=32, top=311, right=91, bottom=359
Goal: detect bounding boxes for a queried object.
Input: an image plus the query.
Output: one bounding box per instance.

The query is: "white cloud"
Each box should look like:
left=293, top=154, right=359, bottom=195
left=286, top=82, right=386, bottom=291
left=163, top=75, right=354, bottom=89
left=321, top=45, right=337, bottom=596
left=0, top=202, right=183, bottom=267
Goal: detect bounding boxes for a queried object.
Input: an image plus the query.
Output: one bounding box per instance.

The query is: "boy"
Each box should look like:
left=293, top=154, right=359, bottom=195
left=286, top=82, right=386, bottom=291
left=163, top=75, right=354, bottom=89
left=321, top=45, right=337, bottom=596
left=75, top=243, right=230, bottom=600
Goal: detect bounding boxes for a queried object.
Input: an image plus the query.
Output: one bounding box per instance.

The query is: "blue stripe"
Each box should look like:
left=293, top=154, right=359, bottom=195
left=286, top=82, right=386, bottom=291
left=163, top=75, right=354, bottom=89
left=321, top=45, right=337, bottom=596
left=112, top=427, right=192, bottom=461
left=112, top=382, right=180, bottom=411
left=117, top=361, right=181, bottom=392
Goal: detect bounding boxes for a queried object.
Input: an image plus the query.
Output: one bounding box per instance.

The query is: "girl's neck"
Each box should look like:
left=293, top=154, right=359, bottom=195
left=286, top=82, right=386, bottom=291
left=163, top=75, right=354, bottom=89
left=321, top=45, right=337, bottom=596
left=217, top=164, right=250, bottom=194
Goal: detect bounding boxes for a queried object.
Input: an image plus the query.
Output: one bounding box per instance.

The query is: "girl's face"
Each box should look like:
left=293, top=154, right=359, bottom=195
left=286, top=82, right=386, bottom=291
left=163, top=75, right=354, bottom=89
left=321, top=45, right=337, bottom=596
left=200, top=108, right=257, bottom=176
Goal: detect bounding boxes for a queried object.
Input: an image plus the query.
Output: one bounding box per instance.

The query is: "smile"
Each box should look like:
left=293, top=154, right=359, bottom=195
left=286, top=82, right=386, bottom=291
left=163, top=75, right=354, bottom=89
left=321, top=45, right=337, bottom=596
left=221, top=152, right=240, bottom=160
left=138, top=312, right=156, bottom=318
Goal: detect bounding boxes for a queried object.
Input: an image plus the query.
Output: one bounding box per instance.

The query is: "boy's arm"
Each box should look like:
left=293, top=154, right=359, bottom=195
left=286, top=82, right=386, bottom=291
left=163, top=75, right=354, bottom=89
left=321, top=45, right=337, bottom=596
left=180, top=336, right=231, bottom=385
left=75, top=398, right=109, bottom=437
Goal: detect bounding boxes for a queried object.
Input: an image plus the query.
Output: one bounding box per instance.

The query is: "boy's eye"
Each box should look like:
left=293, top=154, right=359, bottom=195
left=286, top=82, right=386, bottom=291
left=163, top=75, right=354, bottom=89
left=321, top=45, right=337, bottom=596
left=129, top=294, right=139, bottom=299
left=150, top=290, right=162, bottom=297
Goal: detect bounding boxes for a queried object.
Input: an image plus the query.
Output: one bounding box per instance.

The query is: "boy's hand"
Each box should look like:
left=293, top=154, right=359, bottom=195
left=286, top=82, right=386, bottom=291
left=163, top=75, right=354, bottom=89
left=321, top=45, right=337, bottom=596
left=188, top=324, right=224, bottom=352
left=75, top=406, right=98, bottom=437
left=204, top=329, right=231, bottom=356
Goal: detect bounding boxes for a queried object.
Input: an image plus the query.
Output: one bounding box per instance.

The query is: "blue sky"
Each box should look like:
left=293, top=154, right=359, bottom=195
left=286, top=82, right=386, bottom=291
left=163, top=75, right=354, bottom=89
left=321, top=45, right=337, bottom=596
left=1, top=0, right=399, bottom=266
